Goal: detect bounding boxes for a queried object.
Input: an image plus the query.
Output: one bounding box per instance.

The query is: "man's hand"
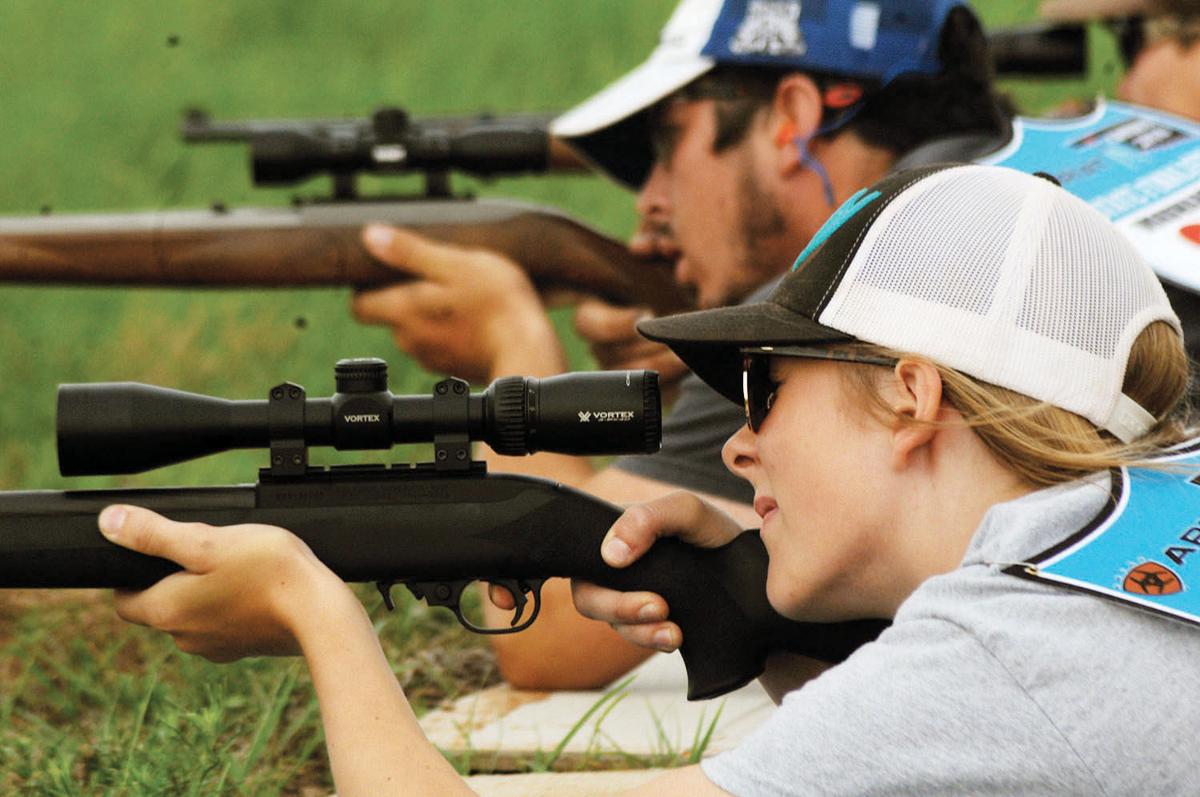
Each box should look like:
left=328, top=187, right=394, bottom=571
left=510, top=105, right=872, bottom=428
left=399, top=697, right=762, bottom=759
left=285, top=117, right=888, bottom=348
left=574, top=212, right=690, bottom=390
left=574, top=299, right=690, bottom=389
left=351, top=224, right=565, bottom=383
left=99, top=505, right=355, bottom=663
left=570, top=492, right=744, bottom=652
left=627, top=214, right=681, bottom=263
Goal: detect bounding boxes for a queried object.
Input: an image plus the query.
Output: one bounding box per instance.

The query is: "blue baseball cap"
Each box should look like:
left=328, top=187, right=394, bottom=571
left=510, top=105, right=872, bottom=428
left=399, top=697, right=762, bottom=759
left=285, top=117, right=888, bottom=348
left=552, top=0, right=967, bottom=188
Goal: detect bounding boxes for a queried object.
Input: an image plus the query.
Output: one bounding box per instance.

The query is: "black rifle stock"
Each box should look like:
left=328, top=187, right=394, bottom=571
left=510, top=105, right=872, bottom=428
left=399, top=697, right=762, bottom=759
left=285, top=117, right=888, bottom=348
left=0, top=107, right=691, bottom=315
left=0, top=475, right=883, bottom=700
left=0, top=359, right=884, bottom=700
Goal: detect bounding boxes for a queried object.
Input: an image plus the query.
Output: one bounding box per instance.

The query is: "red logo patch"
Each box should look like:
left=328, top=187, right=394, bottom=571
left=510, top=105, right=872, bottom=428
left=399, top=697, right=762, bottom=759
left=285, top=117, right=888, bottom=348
left=1182, top=225, right=1200, bottom=246
left=1122, top=561, right=1184, bottom=595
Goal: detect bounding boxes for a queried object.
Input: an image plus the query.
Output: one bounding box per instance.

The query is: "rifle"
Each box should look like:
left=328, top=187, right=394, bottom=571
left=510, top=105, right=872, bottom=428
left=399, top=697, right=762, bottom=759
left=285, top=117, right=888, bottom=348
left=0, top=108, right=691, bottom=316
left=0, top=359, right=884, bottom=701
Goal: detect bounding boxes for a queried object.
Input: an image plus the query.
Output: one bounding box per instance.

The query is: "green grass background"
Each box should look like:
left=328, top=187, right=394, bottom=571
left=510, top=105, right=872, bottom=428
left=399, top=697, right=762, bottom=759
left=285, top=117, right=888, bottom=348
left=0, top=1, right=1126, bottom=793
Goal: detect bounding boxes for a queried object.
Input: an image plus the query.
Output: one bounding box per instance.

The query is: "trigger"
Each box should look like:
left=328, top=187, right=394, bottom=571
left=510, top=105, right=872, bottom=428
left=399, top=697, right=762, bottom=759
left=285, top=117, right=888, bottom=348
left=376, top=580, right=397, bottom=611
left=494, top=579, right=529, bottom=627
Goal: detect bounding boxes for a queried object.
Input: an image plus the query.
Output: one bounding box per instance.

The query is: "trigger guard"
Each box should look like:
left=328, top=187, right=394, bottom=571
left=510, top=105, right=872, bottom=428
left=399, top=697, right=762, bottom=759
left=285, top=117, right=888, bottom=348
left=461, top=578, right=546, bottom=635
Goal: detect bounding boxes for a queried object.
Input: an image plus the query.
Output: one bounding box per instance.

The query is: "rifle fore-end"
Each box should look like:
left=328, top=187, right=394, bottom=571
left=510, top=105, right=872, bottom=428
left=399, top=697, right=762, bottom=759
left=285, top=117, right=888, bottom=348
left=0, top=200, right=690, bottom=315
left=0, top=469, right=880, bottom=699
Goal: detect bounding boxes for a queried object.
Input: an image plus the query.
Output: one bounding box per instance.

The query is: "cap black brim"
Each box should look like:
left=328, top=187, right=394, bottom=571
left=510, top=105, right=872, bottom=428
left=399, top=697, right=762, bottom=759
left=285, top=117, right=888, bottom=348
left=638, top=300, right=853, bottom=405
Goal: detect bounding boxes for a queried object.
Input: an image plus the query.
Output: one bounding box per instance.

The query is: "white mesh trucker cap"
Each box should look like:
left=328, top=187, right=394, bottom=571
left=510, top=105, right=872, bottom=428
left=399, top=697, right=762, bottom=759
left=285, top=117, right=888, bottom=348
left=639, top=164, right=1182, bottom=442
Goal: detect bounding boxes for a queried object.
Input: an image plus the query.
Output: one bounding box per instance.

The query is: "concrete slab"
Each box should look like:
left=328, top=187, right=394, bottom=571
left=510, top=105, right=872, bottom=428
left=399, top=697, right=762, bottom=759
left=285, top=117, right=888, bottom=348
left=421, top=652, right=774, bottom=772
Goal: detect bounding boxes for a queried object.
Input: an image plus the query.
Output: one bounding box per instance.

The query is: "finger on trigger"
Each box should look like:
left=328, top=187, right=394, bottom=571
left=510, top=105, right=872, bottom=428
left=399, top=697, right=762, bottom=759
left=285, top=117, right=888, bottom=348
left=488, top=583, right=516, bottom=610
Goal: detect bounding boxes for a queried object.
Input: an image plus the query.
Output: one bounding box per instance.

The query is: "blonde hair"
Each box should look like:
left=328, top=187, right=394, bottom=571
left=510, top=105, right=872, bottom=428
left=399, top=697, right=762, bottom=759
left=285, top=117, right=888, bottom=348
left=841, top=322, right=1194, bottom=487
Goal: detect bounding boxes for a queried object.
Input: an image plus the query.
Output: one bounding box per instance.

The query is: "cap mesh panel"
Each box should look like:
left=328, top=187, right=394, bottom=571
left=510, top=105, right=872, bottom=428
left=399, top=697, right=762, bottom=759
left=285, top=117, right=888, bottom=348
left=819, top=165, right=1180, bottom=432
left=1018, top=198, right=1162, bottom=359
left=852, top=169, right=1026, bottom=318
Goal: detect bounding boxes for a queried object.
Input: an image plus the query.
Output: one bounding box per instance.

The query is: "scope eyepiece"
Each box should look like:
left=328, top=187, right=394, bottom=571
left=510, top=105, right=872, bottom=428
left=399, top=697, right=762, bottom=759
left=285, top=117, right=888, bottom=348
left=56, top=360, right=661, bottom=476
left=484, top=371, right=660, bottom=457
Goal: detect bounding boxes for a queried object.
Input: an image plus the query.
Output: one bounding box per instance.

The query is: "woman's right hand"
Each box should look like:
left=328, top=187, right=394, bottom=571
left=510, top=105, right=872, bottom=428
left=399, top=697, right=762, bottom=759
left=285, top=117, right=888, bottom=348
left=570, top=492, right=746, bottom=652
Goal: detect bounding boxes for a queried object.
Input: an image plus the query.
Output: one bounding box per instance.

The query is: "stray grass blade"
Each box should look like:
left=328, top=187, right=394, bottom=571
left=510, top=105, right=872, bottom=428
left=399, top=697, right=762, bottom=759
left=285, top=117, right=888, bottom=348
left=115, top=668, right=162, bottom=796
left=688, top=699, right=725, bottom=764
left=534, top=674, right=635, bottom=772
left=230, top=666, right=300, bottom=780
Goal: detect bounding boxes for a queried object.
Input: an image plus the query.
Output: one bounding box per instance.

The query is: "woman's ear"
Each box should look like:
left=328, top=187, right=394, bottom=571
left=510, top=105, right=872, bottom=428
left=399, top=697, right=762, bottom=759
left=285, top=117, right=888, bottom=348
left=770, top=74, right=823, bottom=176
left=887, top=360, right=944, bottom=471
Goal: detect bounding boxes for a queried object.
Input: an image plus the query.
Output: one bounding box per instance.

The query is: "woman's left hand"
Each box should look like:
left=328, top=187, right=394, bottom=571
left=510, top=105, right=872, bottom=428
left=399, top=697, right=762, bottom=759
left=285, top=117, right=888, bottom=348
left=99, top=505, right=356, bottom=662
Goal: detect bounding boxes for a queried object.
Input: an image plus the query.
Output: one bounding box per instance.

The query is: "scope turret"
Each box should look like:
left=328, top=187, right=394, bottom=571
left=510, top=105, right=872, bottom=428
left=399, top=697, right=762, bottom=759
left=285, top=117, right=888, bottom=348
left=57, top=359, right=660, bottom=476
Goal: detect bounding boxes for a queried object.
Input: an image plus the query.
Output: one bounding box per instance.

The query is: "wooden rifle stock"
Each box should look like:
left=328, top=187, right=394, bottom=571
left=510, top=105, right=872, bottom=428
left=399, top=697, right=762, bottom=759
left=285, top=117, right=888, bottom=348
left=0, top=198, right=691, bottom=315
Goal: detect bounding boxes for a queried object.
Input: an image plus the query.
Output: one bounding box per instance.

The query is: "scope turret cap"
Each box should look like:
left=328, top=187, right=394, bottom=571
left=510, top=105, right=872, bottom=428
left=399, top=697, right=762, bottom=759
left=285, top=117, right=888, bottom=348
left=638, top=164, right=1182, bottom=443
left=551, top=0, right=966, bottom=188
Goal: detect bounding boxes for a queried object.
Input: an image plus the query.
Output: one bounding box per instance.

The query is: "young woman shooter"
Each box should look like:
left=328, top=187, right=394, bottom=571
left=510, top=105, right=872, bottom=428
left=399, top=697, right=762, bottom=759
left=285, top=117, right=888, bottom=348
left=97, top=164, right=1200, bottom=794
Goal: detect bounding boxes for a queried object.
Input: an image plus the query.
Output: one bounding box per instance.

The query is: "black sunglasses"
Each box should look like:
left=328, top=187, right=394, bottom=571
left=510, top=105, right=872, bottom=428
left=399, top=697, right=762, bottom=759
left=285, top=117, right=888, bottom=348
left=1105, top=16, right=1147, bottom=67
left=740, top=346, right=899, bottom=432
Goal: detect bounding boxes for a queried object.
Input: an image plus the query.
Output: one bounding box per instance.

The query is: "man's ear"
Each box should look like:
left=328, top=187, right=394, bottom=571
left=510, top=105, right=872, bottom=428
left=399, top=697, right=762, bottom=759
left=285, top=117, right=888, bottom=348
left=887, top=360, right=944, bottom=471
left=771, top=74, right=823, bottom=175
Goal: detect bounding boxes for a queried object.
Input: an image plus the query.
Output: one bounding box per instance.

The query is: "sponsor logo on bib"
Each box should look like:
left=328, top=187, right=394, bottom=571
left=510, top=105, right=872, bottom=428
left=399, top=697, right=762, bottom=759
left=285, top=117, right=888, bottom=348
left=1122, top=561, right=1184, bottom=595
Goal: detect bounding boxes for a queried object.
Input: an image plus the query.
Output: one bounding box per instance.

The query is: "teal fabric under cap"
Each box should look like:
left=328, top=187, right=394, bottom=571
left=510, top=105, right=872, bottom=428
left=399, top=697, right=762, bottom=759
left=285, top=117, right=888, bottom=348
left=791, top=188, right=880, bottom=271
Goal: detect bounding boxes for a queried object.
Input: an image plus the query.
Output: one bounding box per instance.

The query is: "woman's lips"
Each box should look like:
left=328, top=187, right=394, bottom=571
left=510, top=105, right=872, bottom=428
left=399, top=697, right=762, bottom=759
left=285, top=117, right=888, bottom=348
left=754, top=495, right=778, bottom=522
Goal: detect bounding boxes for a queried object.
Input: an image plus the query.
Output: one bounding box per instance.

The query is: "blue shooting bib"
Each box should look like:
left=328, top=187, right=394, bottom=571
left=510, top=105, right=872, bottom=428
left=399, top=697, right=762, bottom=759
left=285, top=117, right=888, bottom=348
left=981, top=99, right=1200, bottom=294
left=1011, top=442, right=1200, bottom=628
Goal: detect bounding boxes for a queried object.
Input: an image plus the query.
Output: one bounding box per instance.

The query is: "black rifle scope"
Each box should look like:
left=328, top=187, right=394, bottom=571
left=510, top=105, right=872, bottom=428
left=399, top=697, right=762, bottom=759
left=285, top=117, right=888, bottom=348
left=57, top=358, right=661, bottom=476
left=247, top=108, right=555, bottom=186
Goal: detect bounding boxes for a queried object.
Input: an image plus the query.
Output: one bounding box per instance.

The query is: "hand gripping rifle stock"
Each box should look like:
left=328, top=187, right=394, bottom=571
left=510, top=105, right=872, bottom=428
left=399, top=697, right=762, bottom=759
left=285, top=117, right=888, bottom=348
left=0, top=360, right=883, bottom=699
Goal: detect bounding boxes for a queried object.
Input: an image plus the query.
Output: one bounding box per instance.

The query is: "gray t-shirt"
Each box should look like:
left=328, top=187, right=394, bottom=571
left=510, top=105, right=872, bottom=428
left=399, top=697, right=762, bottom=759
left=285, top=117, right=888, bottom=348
left=702, top=475, right=1200, bottom=796
left=612, top=281, right=781, bottom=504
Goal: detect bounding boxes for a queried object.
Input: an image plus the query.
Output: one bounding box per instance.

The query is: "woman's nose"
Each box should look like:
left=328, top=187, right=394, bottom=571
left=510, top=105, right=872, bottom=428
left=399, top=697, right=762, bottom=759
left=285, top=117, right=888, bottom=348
left=722, top=421, right=760, bottom=479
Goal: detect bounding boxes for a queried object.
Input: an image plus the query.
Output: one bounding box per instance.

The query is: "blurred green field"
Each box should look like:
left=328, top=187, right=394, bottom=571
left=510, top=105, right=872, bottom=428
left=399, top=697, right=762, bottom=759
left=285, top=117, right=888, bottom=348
left=0, top=1, right=1129, bottom=793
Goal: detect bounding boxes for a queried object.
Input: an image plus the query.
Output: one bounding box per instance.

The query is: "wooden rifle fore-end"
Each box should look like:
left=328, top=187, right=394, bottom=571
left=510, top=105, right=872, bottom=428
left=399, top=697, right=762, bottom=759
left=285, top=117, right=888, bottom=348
left=0, top=198, right=692, bottom=316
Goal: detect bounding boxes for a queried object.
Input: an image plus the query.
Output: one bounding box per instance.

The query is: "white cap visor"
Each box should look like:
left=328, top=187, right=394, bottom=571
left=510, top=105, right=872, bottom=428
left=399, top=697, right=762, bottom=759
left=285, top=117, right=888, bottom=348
left=553, top=0, right=726, bottom=138
left=551, top=54, right=715, bottom=139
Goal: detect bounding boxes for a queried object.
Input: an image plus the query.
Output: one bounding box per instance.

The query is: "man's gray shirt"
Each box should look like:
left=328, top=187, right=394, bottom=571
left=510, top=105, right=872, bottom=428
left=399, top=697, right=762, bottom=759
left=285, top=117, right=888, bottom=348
left=702, top=475, right=1200, bottom=795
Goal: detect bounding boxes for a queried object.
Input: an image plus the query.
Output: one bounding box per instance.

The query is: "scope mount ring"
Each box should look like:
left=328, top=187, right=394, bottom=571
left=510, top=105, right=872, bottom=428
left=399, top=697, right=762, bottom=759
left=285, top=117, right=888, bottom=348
left=268, top=381, right=308, bottom=477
